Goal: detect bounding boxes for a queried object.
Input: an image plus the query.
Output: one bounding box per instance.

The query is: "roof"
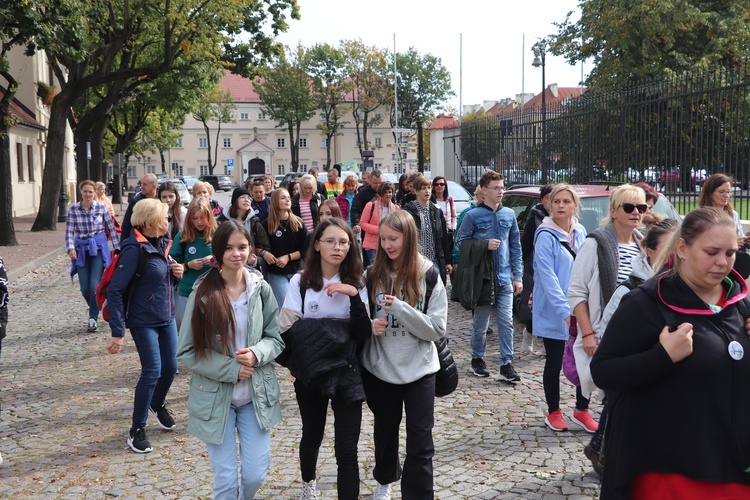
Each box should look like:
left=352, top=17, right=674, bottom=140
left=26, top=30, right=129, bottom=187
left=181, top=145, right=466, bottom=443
left=0, top=86, right=46, bottom=131
left=505, top=184, right=613, bottom=198
left=491, top=86, right=587, bottom=118
left=219, top=73, right=262, bottom=103
left=429, top=114, right=459, bottom=130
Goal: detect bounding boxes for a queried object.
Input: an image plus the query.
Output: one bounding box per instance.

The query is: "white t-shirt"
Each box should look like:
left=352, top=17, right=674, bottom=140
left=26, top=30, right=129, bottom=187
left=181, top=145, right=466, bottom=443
left=230, top=287, right=253, bottom=407
left=284, top=272, right=369, bottom=319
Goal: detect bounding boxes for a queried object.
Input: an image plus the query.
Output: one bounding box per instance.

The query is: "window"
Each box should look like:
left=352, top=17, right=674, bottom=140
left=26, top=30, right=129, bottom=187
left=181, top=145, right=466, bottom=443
left=16, top=143, right=24, bottom=181
left=240, top=112, right=249, bottom=121
left=223, top=165, right=231, bottom=175
left=200, top=165, right=209, bottom=176
left=375, top=137, right=382, bottom=148
left=27, top=145, right=34, bottom=181
left=176, top=137, right=183, bottom=148
left=375, top=163, right=383, bottom=169
left=223, top=137, right=232, bottom=148
left=127, top=165, right=137, bottom=178
left=147, top=165, right=156, bottom=174
left=172, top=163, right=183, bottom=176
left=258, top=112, right=267, bottom=120
left=299, top=164, right=308, bottom=172
left=299, top=138, right=307, bottom=148
left=277, top=138, right=285, bottom=148
left=321, top=138, right=328, bottom=148
left=277, top=164, right=286, bottom=175
left=199, top=137, right=207, bottom=149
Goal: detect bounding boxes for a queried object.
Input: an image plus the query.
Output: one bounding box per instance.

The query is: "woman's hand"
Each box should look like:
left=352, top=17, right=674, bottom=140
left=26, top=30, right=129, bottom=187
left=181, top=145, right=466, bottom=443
left=107, top=336, right=124, bottom=355
left=445, top=265, right=452, bottom=275
left=324, top=283, right=357, bottom=297
left=276, top=254, right=290, bottom=268
left=170, top=261, right=184, bottom=279
left=238, top=364, right=255, bottom=381
left=262, top=251, right=277, bottom=265
left=186, top=257, right=209, bottom=270
left=235, top=347, right=258, bottom=367
left=739, top=236, right=748, bottom=248
left=582, top=334, right=598, bottom=357
left=68, top=250, right=77, bottom=260
left=659, top=322, right=694, bottom=363
left=246, top=253, right=257, bottom=267
left=373, top=318, right=388, bottom=336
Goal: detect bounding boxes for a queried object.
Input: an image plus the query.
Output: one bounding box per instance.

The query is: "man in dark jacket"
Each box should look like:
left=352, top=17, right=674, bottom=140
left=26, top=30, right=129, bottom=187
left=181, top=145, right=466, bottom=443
left=403, top=174, right=452, bottom=283
left=121, top=173, right=158, bottom=240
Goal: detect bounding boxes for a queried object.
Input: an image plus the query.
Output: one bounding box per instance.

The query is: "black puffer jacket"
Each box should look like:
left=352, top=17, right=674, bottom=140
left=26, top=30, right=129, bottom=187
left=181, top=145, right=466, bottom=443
left=591, top=270, right=750, bottom=499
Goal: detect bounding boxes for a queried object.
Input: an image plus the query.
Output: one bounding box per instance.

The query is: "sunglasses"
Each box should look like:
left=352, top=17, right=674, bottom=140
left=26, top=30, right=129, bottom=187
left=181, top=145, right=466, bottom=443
left=619, top=203, right=648, bottom=214
left=434, top=183, right=446, bottom=186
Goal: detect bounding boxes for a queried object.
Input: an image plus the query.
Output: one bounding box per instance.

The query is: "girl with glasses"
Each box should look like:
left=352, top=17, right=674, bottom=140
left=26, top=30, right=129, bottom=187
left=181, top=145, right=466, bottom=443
left=278, top=217, right=370, bottom=499
left=698, top=173, right=747, bottom=248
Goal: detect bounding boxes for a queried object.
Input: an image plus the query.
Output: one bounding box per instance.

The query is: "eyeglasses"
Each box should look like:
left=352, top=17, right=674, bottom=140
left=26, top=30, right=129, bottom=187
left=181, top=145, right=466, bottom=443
left=319, top=239, right=351, bottom=249
left=716, top=190, right=732, bottom=196
left=434, top=183, right=446, bottom=187
left=619, top=203, right=648, bottom=214
left=486, top=186, right=505, bottom=192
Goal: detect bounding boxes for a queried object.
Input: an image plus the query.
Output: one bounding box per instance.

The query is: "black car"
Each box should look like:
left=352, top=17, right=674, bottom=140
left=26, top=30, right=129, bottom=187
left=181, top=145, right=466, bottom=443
left=198, top=175, right=233, bottom=192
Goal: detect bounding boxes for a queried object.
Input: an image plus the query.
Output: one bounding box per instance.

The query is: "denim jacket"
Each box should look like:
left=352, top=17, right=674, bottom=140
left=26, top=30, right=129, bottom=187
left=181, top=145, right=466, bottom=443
left=455, top=203, right=523, bottom=286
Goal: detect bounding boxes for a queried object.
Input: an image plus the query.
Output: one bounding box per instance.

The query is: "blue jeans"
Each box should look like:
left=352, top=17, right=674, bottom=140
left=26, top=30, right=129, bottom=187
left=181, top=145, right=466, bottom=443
left=267, top=273, right=293, bottom=309
left=471, top=282, right=514, bottom=365
left=76, top=250, right=104, bottom=320
left=206, top=402, right=270, bottom=500
left=175, top=294, right=189, bottom=332
left=364, top=248, right=377, bottom=264
left=129, top=320, right=178, bottom=432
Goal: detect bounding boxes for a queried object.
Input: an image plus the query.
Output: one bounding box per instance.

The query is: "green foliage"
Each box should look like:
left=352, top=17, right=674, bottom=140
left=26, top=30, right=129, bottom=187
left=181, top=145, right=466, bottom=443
left=192, top=84, right=237, bottom=174
left=549, top=0, right=750, bottom=88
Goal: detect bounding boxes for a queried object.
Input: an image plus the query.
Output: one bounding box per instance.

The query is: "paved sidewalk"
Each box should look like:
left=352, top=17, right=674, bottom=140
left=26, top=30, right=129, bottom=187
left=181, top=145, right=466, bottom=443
left=0, top=255, right=602, bottom=499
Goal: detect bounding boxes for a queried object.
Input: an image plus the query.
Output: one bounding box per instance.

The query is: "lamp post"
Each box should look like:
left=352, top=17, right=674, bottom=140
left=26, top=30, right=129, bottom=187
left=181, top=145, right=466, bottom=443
left=532, top=42, right=548, bottom=184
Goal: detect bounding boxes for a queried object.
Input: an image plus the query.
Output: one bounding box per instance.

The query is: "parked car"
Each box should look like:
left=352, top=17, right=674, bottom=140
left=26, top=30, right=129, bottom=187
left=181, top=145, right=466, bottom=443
left=502, top=184, right=681, bottom=235
left=163, top=179, right=192, bottom=206
left=461, top=166, right=490, bottom=188
left=446, top=180, right=474, bottom=215
left=180, top=175, right=198, bottom=193
left=198, top=174, right=233, bottom=192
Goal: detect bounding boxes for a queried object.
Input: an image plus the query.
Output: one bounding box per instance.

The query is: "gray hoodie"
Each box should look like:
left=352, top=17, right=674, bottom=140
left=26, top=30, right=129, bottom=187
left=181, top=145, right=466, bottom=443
left=361, top=257, right=447, bottom=385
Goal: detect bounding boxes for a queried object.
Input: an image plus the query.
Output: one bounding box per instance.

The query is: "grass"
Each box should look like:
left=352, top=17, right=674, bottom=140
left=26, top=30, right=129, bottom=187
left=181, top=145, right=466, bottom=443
left=671, top=197, right=750, bottom=220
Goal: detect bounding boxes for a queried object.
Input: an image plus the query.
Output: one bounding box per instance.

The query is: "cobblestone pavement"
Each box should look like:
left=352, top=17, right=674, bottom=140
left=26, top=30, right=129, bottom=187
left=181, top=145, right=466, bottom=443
left=0, top=255, right=602, bottom=499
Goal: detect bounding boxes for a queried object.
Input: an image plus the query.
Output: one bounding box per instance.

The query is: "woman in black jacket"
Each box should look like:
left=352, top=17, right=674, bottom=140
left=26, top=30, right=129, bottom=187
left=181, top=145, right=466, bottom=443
left=591, top=207, right=750, bottom=499
left=278, top=218, right=369, bottom=500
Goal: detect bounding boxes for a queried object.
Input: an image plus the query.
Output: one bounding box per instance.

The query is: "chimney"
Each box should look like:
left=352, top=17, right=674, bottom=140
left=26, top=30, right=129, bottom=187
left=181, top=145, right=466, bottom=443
left=549, top=83, right=559, bottom=99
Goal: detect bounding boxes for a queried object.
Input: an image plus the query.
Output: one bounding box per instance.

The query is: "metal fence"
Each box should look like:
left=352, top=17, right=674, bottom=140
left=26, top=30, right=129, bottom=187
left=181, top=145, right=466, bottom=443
left=443, top=59, right=750, bottom=215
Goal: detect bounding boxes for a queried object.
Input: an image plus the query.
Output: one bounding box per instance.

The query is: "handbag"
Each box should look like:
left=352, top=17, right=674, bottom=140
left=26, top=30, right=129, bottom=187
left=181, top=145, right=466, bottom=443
left=562, top=316, right=581, bottom=387
left=434, top=336, right=458, bottom=397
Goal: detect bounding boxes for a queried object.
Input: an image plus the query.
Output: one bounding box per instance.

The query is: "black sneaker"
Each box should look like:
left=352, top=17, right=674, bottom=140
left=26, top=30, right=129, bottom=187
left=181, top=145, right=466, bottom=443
left=149, top=404, right=176, bottom=430
left=471, top=357, right=490, bottom=377
left=128, top=428, right=153, bottom=453
left=498, top=363, right=521, bottom=382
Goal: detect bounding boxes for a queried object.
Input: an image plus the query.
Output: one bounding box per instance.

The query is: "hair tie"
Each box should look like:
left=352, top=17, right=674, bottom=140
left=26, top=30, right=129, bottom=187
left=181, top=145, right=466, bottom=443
left=208, top=256, right=222, bottom=271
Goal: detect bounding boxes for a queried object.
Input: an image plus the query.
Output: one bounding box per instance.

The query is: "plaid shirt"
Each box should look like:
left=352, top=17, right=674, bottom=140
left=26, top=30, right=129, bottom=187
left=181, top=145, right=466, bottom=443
left=65, top=201, right=120, bottom=251
left=415, top=202, right=436, bottom=261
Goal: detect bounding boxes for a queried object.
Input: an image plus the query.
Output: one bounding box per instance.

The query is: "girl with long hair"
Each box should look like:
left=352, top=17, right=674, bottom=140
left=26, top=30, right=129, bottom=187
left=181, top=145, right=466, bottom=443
left=169, top=198, right=217, bottom=330
left=278, top=218, right=370, bottom=499
left=256, top=188, right=308, bottom=308
left=361, top=210, right=448, bottom=499
left=318, top=199, right=343, bottom=222
left=158, top=181, right=186, bottom=240
left=360, top=181, right=399, bottom=264
left=698, top=173, right=747, bottom=248
left=432, top=176, right=457, bottom=234
left=177, top=221, right=283, bottom=499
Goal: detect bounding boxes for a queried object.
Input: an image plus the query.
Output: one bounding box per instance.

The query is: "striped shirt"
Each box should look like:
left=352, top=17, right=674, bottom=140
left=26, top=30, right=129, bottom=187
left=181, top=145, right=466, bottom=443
left=617, top=243, right=640, bottom=285
left=65, top=201, right=120, bottom=251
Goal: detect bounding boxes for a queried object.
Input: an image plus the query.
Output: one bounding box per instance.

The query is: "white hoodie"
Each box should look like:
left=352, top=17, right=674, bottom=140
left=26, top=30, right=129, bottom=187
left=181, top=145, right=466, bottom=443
left=361, top=257, right=447, bottom=385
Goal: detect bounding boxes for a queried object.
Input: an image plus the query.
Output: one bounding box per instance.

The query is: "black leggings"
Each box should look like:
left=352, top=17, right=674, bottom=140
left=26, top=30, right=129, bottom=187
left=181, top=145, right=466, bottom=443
left=542, top=337, right=589, bottom=413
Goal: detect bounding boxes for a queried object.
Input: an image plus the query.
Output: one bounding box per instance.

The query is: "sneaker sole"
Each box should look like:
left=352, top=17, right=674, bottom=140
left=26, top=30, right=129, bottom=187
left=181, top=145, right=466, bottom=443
left=470, top=369, right=490, bottom=378
left=544, top=417, right=568, bottom=432
left=148, top=408, right=177, bottom=431
left=127, top=438, right=153, bottom=453
left=497, top=374, right=521, bottom=383
left=570, top=414, right=598, bottom=433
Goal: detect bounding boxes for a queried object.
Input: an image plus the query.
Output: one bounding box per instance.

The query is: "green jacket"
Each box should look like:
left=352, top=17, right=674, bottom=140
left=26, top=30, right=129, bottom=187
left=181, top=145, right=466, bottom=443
left=176, top=267, right=284, bottom=444
left=455, top=238, right=495, bottom=309
left=169, top=230, right=213, bottom=298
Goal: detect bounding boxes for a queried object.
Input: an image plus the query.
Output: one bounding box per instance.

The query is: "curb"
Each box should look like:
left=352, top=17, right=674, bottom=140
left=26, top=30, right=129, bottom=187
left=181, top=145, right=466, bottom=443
left=8, top=246, right=67, bottom=281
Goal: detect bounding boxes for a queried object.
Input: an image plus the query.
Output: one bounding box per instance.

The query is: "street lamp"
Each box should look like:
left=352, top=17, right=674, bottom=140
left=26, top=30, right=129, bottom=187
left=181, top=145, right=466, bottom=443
left=532, top=43, right=548, bottom=184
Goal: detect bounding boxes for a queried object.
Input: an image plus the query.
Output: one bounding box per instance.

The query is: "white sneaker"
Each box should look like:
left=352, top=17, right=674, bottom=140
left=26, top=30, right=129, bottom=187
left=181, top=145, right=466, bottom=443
left=0, top=450, right=3, bottom=465
left=301, top=479, right=317, bottom=500
left=87, top=318, right=98, bottom=332
left=521, top=328, right=534, bottom=354
left=373, top=482, right=391, bottom=500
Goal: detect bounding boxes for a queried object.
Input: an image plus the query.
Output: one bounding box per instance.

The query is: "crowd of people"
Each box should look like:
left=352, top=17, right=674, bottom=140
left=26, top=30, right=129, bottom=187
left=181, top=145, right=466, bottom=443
left=54, top=166, right=750, bottom=498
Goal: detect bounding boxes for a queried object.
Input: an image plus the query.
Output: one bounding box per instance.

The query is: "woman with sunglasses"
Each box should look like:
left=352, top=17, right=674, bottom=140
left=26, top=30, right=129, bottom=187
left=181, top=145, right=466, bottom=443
left=278, top=218, right=370, bottom=500
left=568, top=184, right=646, bottom=473
left=698, top=173, right=747, bottom=248
left=432, top=176, right=457, bottom=235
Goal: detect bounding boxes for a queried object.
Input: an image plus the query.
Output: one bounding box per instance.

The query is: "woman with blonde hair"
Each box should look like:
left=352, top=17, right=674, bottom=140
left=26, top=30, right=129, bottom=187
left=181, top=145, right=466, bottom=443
left=568, top=183, right=646, bottom=471
left=293, top=174, right=325, bottom=233
left=256, top=189, right=308, bottom=308
left=192, top=181, right=222, bottom=218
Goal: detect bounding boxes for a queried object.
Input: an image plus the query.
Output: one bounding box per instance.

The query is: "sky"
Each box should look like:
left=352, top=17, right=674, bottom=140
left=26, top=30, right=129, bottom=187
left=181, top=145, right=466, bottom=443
left=275, top=0, right=590, bottom=114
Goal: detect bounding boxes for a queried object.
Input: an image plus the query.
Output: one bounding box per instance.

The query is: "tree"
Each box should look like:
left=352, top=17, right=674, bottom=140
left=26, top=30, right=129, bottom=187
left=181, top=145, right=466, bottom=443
left=31, top=0, right=298, bottom=231
left=193, top=86, right=237, bottom=175
left=305, top=43, right=352, bottom=170
left=549, top=0, right=750, bottom=88
left=0, top=1, right=44, bottom=245
left=342, top=40, right=392, bottom=161
left=255, top=45, right=317, bottom=172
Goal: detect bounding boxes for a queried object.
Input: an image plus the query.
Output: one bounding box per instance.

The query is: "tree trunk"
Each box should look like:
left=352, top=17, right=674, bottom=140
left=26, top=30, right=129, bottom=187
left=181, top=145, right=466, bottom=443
left=0, top=119, right=18, bottom=246
left=31, top=96, right=71, bottom=231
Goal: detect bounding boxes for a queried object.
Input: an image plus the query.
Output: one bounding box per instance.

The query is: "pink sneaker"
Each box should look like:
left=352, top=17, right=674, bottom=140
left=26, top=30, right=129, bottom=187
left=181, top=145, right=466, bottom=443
left=571, top=409, right=599, bottom=433
left=545, top=409, right=569, bottom=432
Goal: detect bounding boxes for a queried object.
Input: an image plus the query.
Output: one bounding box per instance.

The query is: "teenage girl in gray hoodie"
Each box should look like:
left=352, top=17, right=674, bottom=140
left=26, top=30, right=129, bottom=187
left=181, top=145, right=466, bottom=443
left=361, top=210, right=448, bottom=500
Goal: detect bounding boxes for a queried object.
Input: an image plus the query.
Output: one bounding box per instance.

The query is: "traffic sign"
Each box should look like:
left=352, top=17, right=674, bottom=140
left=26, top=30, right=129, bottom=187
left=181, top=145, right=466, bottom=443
left=391, top=127, right=413, bottom=134
left=227, top=158, right=235, bottom=167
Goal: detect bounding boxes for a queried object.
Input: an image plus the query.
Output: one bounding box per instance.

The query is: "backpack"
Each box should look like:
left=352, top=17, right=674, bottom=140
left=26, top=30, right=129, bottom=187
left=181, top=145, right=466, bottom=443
left=96, top=248, right=148, bottom=322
